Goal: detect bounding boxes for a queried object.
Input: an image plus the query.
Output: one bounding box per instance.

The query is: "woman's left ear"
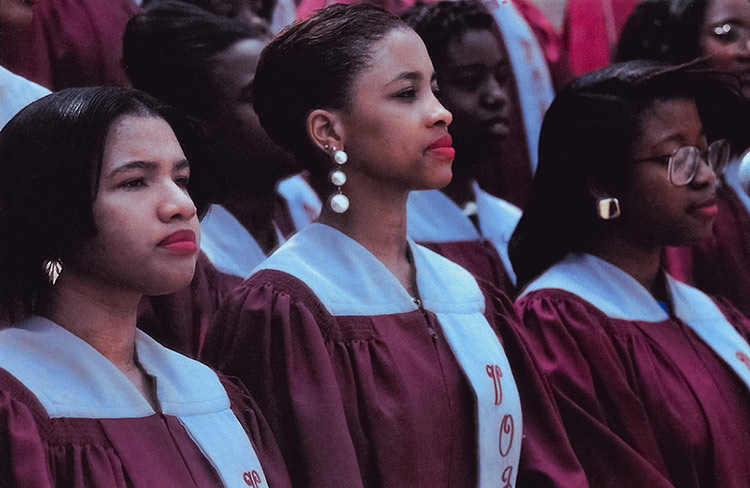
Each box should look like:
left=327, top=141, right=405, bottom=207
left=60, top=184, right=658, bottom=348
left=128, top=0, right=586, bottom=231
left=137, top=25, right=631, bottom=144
left=307, top=109, right=346, bottom=153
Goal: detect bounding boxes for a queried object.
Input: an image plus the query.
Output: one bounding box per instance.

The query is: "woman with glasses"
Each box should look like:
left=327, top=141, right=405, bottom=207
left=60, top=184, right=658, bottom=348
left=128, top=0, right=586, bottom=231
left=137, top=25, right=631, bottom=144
left=615, top=0, right=750, bottom=320
left=510, top=61, right=750, bottom=487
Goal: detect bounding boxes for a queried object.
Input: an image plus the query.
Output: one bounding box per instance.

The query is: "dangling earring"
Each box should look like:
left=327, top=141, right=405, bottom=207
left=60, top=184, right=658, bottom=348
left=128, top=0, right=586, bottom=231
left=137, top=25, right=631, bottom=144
left=43, top=259, right=63, bottom=285
left=328, top=145, right=349, bottom=213
left=597, top=197, right=621, bottom=220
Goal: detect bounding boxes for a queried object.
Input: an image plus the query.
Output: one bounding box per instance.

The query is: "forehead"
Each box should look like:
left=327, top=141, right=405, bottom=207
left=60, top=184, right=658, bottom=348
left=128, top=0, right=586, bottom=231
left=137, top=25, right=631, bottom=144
left=636, top=98, right=702, bottom=150
left=704, top=0, right=750, bottom=23
left=353, top=28, right=433, bottom=88
left=102, top=115, right=185, bottom=170
left=441, top=28, right=505, bottom=67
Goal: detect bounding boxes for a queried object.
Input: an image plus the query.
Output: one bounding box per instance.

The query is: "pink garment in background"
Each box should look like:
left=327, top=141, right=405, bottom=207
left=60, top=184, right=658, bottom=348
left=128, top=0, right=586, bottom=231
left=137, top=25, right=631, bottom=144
left=0, top=0, right=138, bottom=90
left=563, top=0, right=638, bottom=76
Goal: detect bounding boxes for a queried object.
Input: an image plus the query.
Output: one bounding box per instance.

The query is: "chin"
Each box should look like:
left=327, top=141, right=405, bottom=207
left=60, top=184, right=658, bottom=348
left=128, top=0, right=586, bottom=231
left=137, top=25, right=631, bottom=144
left=140, top=266, right=196, bottom=296
left=424, top=168, right=454, bottom=191
left=143, top=279, right=193, bottom=297
left=664, top=225, right=714, bottom=247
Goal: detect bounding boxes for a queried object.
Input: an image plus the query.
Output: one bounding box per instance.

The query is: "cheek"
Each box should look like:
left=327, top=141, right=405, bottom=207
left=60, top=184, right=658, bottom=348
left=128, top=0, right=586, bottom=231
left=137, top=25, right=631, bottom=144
left=702, top=39, right=738, bottom=69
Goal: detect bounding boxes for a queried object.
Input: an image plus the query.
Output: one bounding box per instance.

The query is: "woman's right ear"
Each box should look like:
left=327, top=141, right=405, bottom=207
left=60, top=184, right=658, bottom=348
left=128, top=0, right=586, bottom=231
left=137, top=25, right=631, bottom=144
left=307, top=109, right=346, bottom=153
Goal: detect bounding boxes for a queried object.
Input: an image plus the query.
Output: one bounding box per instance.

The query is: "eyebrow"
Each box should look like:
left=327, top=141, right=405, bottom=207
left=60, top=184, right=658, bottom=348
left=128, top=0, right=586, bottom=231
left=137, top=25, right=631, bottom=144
left=105, top=159, right=190, bottom=178
left=650, top=130, right=706, bottom=150
left=386, top=71, right=437, bottom=86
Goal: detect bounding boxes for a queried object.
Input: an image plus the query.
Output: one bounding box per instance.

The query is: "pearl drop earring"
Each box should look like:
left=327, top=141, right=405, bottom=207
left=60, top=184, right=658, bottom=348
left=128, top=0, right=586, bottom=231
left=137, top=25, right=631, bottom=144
left=328, top=146, right=349, bottom=213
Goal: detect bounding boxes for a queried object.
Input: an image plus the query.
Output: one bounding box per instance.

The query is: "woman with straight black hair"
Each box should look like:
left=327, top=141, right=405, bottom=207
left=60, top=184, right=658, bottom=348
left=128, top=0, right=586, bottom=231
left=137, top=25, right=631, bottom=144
left=615, top=0, right=750, bottom=319
left=202, top=3, right=587, bottom=488
left=0, top=87, right=291, bottom=488
left=511, top=61, right=750, bottom=487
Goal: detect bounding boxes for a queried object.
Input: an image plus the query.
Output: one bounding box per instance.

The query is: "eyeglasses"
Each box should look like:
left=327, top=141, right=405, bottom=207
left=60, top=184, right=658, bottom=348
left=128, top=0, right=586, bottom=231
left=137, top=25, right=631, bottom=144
left=633, top=139, right=731, bottom=186
left=706, top=21, right=750, bottom=47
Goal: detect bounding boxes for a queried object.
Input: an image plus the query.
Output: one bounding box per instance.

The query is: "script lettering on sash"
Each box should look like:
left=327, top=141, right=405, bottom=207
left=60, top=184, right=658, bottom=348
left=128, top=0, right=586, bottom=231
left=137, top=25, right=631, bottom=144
left=501, top=466, right=513, bottom=488
left=486, top=364, right=503, bottom=405
left=243, top=470, right=262, bottom=487
left=499, top=414, right=514, bottom=457
left=737, top=351, right=750, bottom=372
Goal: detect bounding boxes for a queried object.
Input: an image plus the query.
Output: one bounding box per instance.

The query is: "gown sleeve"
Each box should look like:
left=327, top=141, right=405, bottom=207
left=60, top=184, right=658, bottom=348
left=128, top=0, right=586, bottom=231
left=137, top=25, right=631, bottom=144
left=201, top=270, right=366, bottom=488
left=515, top=290, right=677, bottom=488
left=478, top=281, right=589, bottom=488
left=0, top=370, right=54, bottom=488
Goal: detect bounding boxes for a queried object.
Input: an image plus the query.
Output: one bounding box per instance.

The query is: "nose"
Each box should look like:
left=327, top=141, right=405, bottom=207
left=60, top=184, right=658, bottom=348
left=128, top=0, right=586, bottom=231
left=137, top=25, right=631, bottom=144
left=691, top=155, right=717, bottom=188
left=482, top=77, right=510, bottom=111
left=158, top=180, right=197, bottom=222
left=428, top=91, right=453, bottom=127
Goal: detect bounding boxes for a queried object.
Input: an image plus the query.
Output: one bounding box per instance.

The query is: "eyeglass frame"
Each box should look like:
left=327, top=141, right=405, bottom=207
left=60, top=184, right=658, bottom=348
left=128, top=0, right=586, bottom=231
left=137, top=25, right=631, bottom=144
left=704, top=21, right=750, bottom=47
left=632, top=138, right=731, bottom=186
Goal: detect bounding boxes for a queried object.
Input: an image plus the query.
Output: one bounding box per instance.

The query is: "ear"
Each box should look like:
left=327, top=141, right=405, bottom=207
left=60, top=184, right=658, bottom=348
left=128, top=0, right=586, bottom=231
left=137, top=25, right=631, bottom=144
left=306, top=109, right=346, bottom=154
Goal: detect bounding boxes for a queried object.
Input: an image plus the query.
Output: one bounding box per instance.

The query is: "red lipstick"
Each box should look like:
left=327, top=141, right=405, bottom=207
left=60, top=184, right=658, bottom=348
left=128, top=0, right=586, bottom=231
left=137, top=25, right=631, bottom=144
left=158, top=229, right=197, bottom=254
left=691, top=198, right=718, bottom=219
left=426, top=135, right=455, bottom=160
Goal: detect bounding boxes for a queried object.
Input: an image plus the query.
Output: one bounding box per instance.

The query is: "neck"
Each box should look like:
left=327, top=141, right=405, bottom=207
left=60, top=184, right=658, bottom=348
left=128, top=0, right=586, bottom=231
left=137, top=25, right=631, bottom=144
left=39, top=274, right=161, bottom=409
left=39, top=275, right=141, bottom=371
left=318, top=176, right=414, bottom=293
left=588, top=228, right=664, bottom=298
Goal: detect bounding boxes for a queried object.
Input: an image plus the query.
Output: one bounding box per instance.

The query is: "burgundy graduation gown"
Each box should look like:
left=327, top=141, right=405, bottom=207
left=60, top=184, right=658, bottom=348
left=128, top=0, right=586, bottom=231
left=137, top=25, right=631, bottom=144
left=517, top=253, right=750, bottom=487
left=202, top=223, right=587, bottom=488
left=0, top=316, right=292, bottom=488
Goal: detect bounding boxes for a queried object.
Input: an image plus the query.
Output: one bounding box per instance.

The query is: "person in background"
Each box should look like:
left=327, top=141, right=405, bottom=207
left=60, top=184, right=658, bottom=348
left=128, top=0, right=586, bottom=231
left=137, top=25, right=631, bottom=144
left=143, top=0, right=265, bottom=25
left=124, top=0, right=298, bottom=278
left=511, top=61, right=750, bottom=487
left=0, top=0, right=50, bottom=129
left=0, top=0, right=137, bottom=90
left=123, top=1, right=302, bottom=357
left=0, top=86, right=292, bottom=488
left=615, top=0, right=750, bottom=320
left=402, top=0, right=521, bottom=293
left=203, top=4, right=587, bottom=487
left=143, top=0, right=296, bottom=32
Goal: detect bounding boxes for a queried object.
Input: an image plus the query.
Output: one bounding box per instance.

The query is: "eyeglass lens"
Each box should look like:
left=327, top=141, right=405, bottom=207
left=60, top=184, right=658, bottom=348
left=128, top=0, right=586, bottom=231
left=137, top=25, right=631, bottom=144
left=669, top=140, right=730, bottom=186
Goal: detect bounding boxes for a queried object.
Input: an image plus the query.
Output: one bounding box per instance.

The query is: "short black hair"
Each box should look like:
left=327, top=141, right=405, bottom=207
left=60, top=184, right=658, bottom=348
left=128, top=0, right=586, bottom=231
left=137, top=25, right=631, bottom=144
left=252, top=3, right=409, bottom=174
left=615, top=0, right=709, bottom=64
left=401, top=0, right=495, bottom=63
left=0, top=86, right=214, bottom=318
left=142, top=0, right=274, bottom=23
left=123, top=0, right=270, bottom=119
left=509, top=61, right=738, bottom=288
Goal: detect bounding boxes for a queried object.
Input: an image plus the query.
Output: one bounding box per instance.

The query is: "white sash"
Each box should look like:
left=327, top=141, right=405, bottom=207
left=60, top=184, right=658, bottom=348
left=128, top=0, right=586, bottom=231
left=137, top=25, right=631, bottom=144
left=723, top=158, right=750, bottom=216
left=521, top=253, right=750, bottom=393
left=275, top=173, right=322, bottom=232
left=200, top=204, right=269, bottom=278
left=406, top=185, right=521, bottom=285
left=483, top=0, right=554, bottom=173
left=258, top=223, right=523, bottom=487
left=668, top=276, right=750, bottom=392
left=0, top=316, right=268, bottom=488
left=180, top=410, right=269, bottom=488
